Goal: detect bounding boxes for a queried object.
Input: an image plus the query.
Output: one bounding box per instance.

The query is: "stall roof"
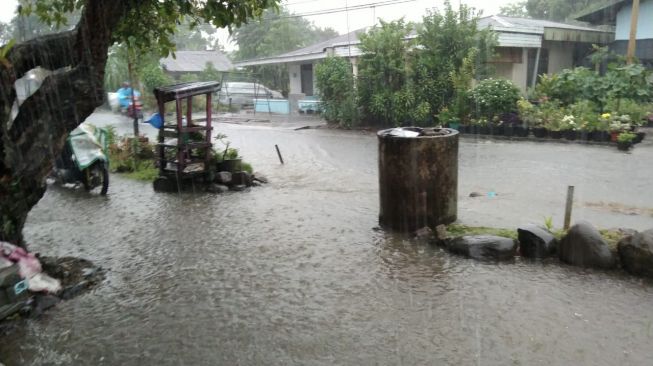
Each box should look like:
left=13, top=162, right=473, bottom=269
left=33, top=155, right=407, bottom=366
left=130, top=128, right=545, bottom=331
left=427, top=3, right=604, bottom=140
left=154, top=81, right=221, bottom=103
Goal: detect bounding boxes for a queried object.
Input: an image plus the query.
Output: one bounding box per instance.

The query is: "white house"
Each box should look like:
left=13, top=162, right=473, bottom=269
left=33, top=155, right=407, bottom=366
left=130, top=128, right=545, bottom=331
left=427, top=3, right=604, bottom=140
left=478, top=15, right=614, bottom=92
left=234, top=16, right=614, bottom=98
left=575, top=0, right=653, bottom=65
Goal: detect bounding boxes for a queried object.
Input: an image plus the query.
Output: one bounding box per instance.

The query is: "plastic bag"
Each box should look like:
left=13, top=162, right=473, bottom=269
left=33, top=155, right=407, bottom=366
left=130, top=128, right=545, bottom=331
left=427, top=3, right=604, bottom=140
left=146, top=113, right=163, bottom=129
left=27, top=273, right=62, bottom=294
left=17, top=254, right=42, bottom=279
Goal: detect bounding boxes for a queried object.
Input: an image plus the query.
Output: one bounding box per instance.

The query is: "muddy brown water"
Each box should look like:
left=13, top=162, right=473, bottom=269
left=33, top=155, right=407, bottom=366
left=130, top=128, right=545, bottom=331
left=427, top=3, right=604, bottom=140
left=2, top=123, right=653, bottom=365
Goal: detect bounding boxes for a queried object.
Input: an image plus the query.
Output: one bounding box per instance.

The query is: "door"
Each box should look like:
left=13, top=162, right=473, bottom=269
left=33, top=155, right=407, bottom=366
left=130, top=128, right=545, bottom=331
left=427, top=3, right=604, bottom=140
left=300, top=63, right=313, bottom=96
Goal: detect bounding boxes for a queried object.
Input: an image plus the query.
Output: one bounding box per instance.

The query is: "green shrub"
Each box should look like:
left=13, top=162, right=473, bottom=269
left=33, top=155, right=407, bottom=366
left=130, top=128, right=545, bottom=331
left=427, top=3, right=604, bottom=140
left=567, top=100, right=599, bottom=131
left=534, top=63, right=652, bottom=109
left=604, top=98, right=652, bottom=126
left=470, top=78, right=520, bottom=119
left=315, top=57, right=359, bottom=127
left=535, top=67, right=598, bottom=105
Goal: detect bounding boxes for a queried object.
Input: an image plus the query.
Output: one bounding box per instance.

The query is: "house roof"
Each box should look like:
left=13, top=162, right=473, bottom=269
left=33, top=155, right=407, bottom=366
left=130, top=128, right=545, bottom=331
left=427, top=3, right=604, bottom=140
left=161, top=50, right=234, bottom=73
left=574, top=0, right=627, bottom=24
left=234, top=28, right=368, bottom=67
left=479, top=15, right=611, bottom=34
left=479, top=15, right=614, bottom=46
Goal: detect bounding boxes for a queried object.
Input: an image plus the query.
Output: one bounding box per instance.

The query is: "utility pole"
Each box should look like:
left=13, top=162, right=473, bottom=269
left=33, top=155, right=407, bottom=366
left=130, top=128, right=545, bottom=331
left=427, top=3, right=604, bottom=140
left=127, top=52, right=139, bottom=137
left=627, top=0, right=640, bottom=64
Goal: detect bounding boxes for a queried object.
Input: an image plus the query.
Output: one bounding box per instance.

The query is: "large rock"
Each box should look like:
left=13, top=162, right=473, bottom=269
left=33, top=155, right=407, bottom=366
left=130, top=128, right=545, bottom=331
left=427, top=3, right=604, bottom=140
left=206, top=184, right=229, bottom=194
left=517, top=224, right=557, bottom=258
left=214, top=171, right=232, bottom=185
left=618, top=229, right=653, bottom=277
left=447, top=235, right=517, bottom=261
left=559, top=221, right=616, bottom=269
left=232, top=171, right=252, bottom=186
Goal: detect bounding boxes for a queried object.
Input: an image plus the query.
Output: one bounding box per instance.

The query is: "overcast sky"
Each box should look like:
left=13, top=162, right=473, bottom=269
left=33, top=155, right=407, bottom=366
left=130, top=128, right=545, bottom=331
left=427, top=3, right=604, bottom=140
left=0, top=0, right=517, bottom=50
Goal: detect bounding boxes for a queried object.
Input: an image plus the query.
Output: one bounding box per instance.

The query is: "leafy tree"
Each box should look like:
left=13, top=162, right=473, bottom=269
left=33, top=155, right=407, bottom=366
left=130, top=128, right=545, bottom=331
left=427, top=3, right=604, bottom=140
left=0, top=22, right=12, bottom=45
left=499, top=2, right=529, bottom=17
left=0, top=0, right=279, bottom=246
left=232, top=8, right=337, bottom=61
left=171, top=19, right=223, bottom=51
left=500, top=0, right=593, bottom=21
left=199, top=62, right=221, bottom=81
left=232, top=7, right=338, bottom=94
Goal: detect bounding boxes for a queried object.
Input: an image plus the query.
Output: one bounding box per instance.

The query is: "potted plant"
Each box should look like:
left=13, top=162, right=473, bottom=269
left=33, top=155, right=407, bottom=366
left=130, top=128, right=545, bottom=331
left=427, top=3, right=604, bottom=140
left=609, top=115, right=631, bottom=142
left=474, top=118, right=490, bottom=135
left=616, top=131, right=636, bottom=151
left=438, top=107, right=459, bottom=130
left=490, top=116, right=504, bottom=136
left=560, top=115, right=578, bottom=140
left=214, top=133, right=243, bottom=172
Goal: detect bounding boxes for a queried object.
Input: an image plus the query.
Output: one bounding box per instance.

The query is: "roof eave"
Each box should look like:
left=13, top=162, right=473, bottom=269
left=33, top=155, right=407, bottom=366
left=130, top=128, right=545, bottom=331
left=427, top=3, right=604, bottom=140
left=574, top=0, right=626, bottom=24
left=234, top=52, right=329, bottom=67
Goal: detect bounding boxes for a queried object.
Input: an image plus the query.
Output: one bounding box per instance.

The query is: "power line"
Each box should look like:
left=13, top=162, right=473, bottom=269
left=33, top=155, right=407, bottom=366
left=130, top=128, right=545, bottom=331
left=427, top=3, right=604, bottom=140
left=271, top=0, right=418, bottom=20
left=282, top=0, right=322, bottom=6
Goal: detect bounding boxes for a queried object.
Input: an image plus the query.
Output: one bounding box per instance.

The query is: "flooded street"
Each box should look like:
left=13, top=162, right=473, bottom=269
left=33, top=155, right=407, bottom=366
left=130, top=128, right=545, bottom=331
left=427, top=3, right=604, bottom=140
left=2, top=115, right=653, bottom=365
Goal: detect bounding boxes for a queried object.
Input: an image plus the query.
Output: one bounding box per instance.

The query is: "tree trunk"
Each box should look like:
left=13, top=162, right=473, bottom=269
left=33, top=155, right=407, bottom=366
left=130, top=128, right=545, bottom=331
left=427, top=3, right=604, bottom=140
left=0, top=0, right=128, bottom=246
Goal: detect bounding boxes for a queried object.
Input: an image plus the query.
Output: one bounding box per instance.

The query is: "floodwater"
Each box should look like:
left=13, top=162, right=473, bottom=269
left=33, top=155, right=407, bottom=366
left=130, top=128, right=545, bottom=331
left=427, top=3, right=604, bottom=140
left=2, top=117, right=653, bottom=365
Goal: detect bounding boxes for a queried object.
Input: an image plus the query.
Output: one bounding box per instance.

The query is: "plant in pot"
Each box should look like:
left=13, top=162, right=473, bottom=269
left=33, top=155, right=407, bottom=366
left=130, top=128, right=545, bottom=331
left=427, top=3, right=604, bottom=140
left=518, top=98, right=541, bottom=137
left=214, top=133, right=243, bottom=172
left=547, top=118, right=563, bottom=139
left=475, top=118, right=490, bottom=135
left=568, top=100, right=598, bottom=141
left=609, top=115, right=631, bottom=142
left=591, top=113, right=611, bottom=142
left=438, top=107, right=460, bottom=130
left=499, top=112, right=525, bottom=137
left=561, top=115, right=578, bottom=140
left=616, top=131, right=636, bottom=151
left=491, top=115, right=504, bottom=136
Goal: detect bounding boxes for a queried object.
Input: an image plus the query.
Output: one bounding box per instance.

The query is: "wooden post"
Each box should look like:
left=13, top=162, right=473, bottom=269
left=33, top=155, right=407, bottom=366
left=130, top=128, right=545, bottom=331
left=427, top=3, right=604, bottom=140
left=275, top=144, right=284, bottom=165
left=564, top=186, right=575, bottom=230
left=627, top=0, right=640, bottom=64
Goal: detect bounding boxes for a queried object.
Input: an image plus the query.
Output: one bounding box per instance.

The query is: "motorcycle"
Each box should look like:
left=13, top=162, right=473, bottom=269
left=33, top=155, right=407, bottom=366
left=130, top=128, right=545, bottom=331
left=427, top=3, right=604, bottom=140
left=117, top=87, right=143, bottom=121
left=53, top=123, right=110, bottom=195
left=125, top=93, right=143, bottom=120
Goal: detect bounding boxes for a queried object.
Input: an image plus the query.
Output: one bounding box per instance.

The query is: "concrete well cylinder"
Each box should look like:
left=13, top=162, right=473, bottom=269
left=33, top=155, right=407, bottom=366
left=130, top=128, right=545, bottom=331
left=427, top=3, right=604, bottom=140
left=378, top=127, right=459, bottom=232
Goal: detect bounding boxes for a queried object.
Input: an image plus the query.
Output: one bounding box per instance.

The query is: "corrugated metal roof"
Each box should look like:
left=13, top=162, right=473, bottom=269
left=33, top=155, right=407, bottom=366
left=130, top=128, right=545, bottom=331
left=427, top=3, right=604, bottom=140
left=161, top=51, right=234, bottom=73
left=479, top=15, right=611, bottom=33
left=234, top=28, right=367, bottom=67
left=479, top=15, right=614, bottom=46
left=497, top=33, right=542, bottom=48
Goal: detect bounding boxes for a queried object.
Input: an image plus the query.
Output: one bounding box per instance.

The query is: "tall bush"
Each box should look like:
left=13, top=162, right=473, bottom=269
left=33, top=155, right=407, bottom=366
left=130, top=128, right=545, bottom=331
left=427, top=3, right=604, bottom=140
left=414, top=0, right=496, bottom=118
left=315, top=57, right=359, bottom=127
left=357, top=20, right=421, bottom=126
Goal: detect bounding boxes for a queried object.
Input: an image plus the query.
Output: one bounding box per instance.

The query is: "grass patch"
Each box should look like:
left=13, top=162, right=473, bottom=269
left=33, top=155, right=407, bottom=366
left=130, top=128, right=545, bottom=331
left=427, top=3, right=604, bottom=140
left=446, top=224, right=517, bottom=240
left=447, top=224, right=627, bottom=250
left=599, top=229, right=626, bottom=252
left=123, top=160, right=159, bottom=181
